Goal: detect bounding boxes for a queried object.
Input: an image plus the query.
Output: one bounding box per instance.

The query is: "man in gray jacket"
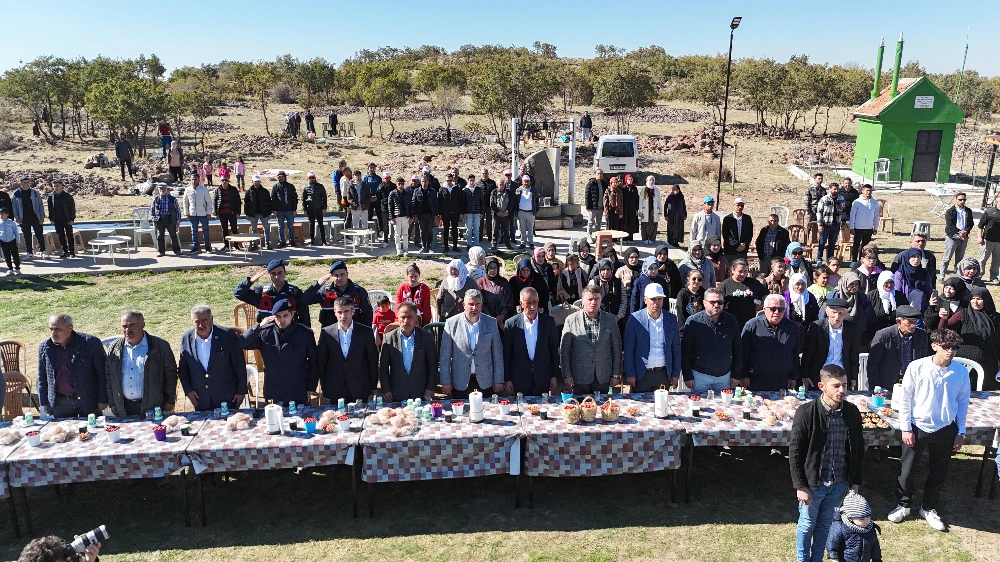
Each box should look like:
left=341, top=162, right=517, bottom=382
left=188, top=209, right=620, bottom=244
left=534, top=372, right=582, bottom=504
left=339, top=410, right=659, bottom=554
left=439, top=289, right=504, bottom=399
left=12, top=177, right=45, bottom=256
left=560, top=284, right=622, bottom=394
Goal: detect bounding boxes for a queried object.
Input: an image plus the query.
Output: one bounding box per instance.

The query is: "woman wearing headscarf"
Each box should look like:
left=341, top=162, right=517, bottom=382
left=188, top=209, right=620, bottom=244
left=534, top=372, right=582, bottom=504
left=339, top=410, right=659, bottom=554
left=654, top=244, right=682, bottom=297
left=616, top=246, right=642, bottom=303
left=603, top=176, right=624, bottom=231
left=867, top=270, right=909, bottom=331
left=577, top=241, right=597, bottom=280
left=663, top=183, right=687, bottom=247
left=436, top=259, right=478, bottom=322
left=892, top=248, right=932, bottom=313
left=783, top=241, right=813, bottom=280
left=561, top=254, right=587, bottom=304
left=509, top=257, right=550, bottom=314
left=599, top=246, right=622, bottom=278
left=957, top=257, right=990, bottom=306
left=825, top=270, right=877, bottom=343
left=678, top=243, right=716, bottom=288
left=621, top=173, right=640, bottom=241
left=705, top=236, right=728, bottom=285
left=853, top=243, right=885, bottom=294
left=593, top=258, right=628, bottom=335
left=783, top=272, right=819, bottom=352
left=466, top=246, right=486, bottom=282
left=477, top=256, right=515, bottom=325
left=674, top=269, right=706, bottom=330
left=630, top=256, right=670, bottom=313
left=530, top=246, right=556, bottom=299
left=957, top=286, right=1000, bottom=390
left=924, top=276, right=965, bottom=330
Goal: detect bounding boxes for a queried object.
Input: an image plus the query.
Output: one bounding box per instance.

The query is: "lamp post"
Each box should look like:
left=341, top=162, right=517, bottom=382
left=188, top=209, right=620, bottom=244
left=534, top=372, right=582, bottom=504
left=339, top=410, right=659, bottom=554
left=716, top=16, right=741, bottom=204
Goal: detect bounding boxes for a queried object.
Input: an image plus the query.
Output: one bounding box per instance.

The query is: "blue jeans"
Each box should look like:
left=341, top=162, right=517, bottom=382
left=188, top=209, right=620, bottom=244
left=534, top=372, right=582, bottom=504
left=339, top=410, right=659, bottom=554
left=796, top=481, right=847, bottom=562
left=691, top=369, right=730, bottom=394
left=276, top=210, right=295, bottom=244
left=160, top=135, right=171, bottom=156
left=189, top=216, right=210, bottom=250
left=248, top=215, right=272, bottom=246
left=817, top=226, right=838, bottom=261
left=466, top=213, right=481, bottom=246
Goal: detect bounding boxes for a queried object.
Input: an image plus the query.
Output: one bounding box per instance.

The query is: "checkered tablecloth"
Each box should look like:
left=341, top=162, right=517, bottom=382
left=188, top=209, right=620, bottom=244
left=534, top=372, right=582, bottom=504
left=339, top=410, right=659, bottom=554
left=521, top=394, right=685, bottom=477
left=185, top=408, right=360, bottom=474
left=873, top=393, right=1000, bottom=447
left=6, top=417, right=203, bottom=489
left=0, top=420, right=46, bottom=500
left=360, top=402, right=521, bottom=483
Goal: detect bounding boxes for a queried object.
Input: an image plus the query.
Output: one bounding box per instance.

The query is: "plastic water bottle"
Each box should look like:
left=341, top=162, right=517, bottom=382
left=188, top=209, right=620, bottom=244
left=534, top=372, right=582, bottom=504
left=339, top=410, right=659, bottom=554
left=797, top=386, right=806, bottom=400
left=288, top=401, right=297, bottom=415
left=220, top=402, right=229, bottom=416
left=376, top=395, right=384, bottom=408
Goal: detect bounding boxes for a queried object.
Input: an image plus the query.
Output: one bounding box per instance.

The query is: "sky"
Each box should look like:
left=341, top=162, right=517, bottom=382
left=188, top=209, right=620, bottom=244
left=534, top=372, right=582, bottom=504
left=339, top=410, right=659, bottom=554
left=3, top=0, right=996, bottom=76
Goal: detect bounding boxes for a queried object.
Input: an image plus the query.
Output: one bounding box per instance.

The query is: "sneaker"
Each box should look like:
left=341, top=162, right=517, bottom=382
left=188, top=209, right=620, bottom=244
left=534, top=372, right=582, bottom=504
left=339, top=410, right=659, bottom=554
left=25, top=252, right=33, bottom=258
left=887, top=504, right=910, bottom=523
left=919, top=508, right=947, bottom=531
left=14, top=268, right=20, bottom=274
left=277, top=242, right=287, bottom=248
left=4, top=270, right=12, bottom=276
left=396, top=251, right=403, bottom=256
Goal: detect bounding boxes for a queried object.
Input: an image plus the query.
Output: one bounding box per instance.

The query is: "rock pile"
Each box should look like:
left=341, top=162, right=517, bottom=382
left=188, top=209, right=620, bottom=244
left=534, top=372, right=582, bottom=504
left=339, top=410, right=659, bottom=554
left=221, top=134, right=306, bottom=157
left=1, top=169, right=117, bottom=196
left=394, top=127, right=485, bottom=146
left=392, top=106, right=440, bottom=121
left=605, top=106, right=709, bottom=124
left=639, top=127, right=726, bottom=155
left=778, top=141, right=854, bottom=166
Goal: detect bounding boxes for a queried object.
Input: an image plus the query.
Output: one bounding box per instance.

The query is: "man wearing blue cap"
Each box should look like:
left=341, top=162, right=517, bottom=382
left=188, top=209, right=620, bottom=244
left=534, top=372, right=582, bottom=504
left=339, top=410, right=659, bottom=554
left=239, top=298, right=318, bottom=405
left=690, top=196, right=721, bottom=249
left=233, top=259, right=310, bottom=325
left=302, top=260, right=373, bottom=328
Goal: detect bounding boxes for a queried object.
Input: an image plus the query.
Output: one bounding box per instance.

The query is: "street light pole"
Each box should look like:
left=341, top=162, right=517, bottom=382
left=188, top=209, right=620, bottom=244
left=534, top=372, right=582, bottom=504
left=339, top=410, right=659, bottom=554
left=716, top=17, right=741, bottom=204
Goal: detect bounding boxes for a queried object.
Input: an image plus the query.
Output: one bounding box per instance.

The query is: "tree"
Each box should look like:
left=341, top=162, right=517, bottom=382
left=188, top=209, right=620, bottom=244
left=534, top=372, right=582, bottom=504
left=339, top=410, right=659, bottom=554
left=556, top=64, right=593, bottom=112
left=532, top=42, right=558, bottom=59
left=595, top=44, right=626, bottom=59
left=592, top=60, right=656, bottom=134
left=415, top=63, right=467, bottom=140
left=735, top=57, right=786, bottom=132
left=470, top=52, right=560, bottom=149
left=901, top=60, right=927, bottom=78
left=86, top=78, right=170, bottom=157
left=348, top=62, right=410, bottom=138
left=295, top=57, right=336, bottom=106
left=238, top=62, right=278, bottom=135
left=172, top=86, right=217, bottom=151
left=680, top=55, right=727, bottom=123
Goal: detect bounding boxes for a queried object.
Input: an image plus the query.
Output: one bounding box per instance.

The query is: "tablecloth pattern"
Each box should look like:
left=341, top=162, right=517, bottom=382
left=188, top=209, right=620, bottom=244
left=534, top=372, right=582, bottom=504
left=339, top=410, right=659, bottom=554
left=360, top=402, right=521, bottom=483
left=521, top=394, right=685, bottom=477
left=5, top=417, right=203, bottom=488
left=873, top=392, right=1000, bottom=447
left=185, top=408, right=360, bottom=474
left=0, top=420, right=46, bottom=500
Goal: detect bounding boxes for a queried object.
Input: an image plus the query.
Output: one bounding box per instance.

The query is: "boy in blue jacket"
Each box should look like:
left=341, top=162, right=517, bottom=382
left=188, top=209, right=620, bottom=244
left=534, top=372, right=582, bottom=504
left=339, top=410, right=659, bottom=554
left=826, top=491, right=882, bottom=562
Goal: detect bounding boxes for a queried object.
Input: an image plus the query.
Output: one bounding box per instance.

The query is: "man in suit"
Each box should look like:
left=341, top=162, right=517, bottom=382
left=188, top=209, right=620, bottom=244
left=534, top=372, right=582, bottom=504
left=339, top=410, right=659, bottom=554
left=37, top=313, right=107, bottom=419
left=178, top=305, right=246, bottom=411
left=754, top=214, right=791, bottom=269
left=866, top=305, right=930, bottom=391
left=800, top=298, right=861, bottom=389
left=440, top=289, right=504, bottom=399
left=722, top=197, right=753, bottom=262
left=560, top=284, right=622, bottom=394
left=624, top=283, right=681, bottom=392
left=503, top=287, right=559, bottom=396
left=240, top=299, right=318, bottom=405
left=105, top=311, right=177, bottom=417
left=379, top=302, right=438, bottom=402
left=318, top=296, right=378, bottom=404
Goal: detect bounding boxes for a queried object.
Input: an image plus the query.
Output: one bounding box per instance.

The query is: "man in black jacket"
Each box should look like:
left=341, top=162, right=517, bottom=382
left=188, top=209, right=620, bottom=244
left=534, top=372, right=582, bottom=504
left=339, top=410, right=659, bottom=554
left=270, top=171, right=298, bottom=248
left=754, top=214, right=790, bottom=269
left=239, top=299, right=318, bottom=405
left=721, top=197, right=753, bottom=262
left=244, top=174, right=273, bottom=249
left=584, top=169, right=605, bottom=236
left=388, top=177, right=412, bottom=255
left=866, top=305, right=930, bottom=391
left=214, top=177, right=242, bottom=248
left=375, top=172, right=394, bottom=247
left=233, top=258, right=310, bottom=325
left=941, top=192, right=972, bottom=278
left=47, top=180, right=76, bottom=258
left=437, top=173, right=465, bottom=253
left=789, top=364, right=863, bottom=562
left=489, top=180, right=514, bottom=250
left=301, top=171, right=328, bottom=245
left=800, top=298, right=860, bottom=388
left=464, top=173, right=486, bottom=248
left=475, top=169, right=498, bottom=245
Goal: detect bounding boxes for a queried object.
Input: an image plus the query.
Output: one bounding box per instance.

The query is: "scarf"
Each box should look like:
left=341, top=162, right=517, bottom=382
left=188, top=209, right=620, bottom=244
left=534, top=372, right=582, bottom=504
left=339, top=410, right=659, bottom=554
left=784, top=242, right=803, bottom=267
left=605, top=186, right=622, bottom=215
left=964, top=286, right=996, bottom=337
left=466, top=247, right=485, bottom=280
left=788, top=272, right=810, bottom=318
left=837, top=270, right=863, bottom=316
left=958, top=256, right=982, bottom=280
left=686, top=244, right=705, bottom=270
left=876, top=270, right=896, bottom=313
left=623, top=246, right=642, bottom=277
left=706, top=237, right=724, bottom=261
left=596, top=258, right=615, bottom=298
left=899, top=248, right=931, bottom=296
left=839, top=491, right=874, bottom=534
left=516, top=258, right=532, bottom=282
left=942, top=276, right=966, bottom=311
left=442, top=259, right=468, bottom=291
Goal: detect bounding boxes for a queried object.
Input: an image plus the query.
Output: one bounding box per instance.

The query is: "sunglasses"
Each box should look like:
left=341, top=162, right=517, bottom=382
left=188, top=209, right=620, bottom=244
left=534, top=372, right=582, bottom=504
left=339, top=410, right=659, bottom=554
left=766, top=307, right=786, bottom=312
left=939, top=344, right=960, bottom=351
left=705, top=300, right=724, bottom=306
left=957, top=199, right=966, bottom=202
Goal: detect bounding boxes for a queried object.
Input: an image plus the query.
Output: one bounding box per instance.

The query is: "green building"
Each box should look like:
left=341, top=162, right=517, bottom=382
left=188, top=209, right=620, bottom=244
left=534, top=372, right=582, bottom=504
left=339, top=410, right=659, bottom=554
left=851, top=35, right=964, bottom=183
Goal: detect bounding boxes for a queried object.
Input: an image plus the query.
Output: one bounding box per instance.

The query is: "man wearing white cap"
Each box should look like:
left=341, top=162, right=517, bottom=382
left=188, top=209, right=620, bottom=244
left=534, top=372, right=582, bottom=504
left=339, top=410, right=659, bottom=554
left=301, top=171, right=328, bottom=245
left=722, top=197, right=753, bottom=262
left=624, top=282, right=680, bottom=392
left=244, top=174, right=273, bottom=249
left=690, top=196, right=721, bottom=249
left=514, top=174, right=539, bottom=249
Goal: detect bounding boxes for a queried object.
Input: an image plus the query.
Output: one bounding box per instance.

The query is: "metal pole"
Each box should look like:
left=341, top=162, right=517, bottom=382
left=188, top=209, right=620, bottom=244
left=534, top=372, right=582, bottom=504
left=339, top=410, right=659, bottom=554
left=568, top=117, right=577, bottom=204
left=731, top=141, right=737, bottom=194
left=716, top=28, right=735, bottom=204
left=511, top=118, right=519, bottom=177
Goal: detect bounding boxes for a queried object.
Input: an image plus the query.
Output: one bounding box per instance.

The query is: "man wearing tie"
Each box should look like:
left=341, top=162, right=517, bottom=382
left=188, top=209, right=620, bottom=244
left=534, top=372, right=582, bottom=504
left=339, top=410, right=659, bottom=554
left=178, top=305, right=247, bottom=411
left=379, top=302, right=438, bottom=402
left=318, top=296, right=378, bottom=404
left=503, top=287, right=559, bottom=396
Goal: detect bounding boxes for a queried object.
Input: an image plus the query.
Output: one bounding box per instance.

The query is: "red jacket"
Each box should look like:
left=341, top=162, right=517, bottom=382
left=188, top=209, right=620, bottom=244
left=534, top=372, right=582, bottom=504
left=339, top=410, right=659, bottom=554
left=396, top=282, right=432, bottom=326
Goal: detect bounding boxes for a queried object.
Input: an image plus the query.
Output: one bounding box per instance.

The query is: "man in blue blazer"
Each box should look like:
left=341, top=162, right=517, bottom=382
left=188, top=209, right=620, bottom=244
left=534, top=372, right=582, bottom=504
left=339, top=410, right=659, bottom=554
left=624, top=283, right=681, bottom=392
left=179, top=305, right=247, bottom=411
left=37, top=313, right=107, bottom=419
left=503, top=287, right=559, bottom=396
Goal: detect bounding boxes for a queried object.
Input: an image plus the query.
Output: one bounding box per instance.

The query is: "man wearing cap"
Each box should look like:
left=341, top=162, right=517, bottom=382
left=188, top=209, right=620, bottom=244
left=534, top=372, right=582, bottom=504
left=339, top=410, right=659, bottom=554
left=866, top=305, right=930, bottom=391
left=722, top=198, right=753, bottom=262
left=690, top=196, right=721, bottom=249
left=233, top=259, right=311, bottom=326
left=301, top=171, right=328, bottom=246
left=584, top=169, right=606, bottom=236
left=422, top=165, right=441, bottom=191
left=741, top=293, right=800, bottom=391
left=489, top=176, right=514, bottom=250
left=243, top=174, right=273, bottom=250
left=317, top=296, right=378, bottom=404
left=438, top=172, right=466, bottom=254
left=302, top=260, right=374, bottom=328
left=464, top=172, right=486, bottom=248
left=801, top=298, right=861, bottom=388
left=183, top=171, right=213, bottom=253
left=270, top=171, right=298, bottom=247
left=375, top=171, right=394, bottom=248
left=12, top=177, right=45, bottom=257
left=214, top=176, right=242, bottom=249
left=239, top=299, right=319, bottom=405
left=475, top=169, right=498, bottom=245
left=179, top=304, right=246, bottom=411
left=150, top=183, right=182, bottom=256
left=624, top=283, right=680, bottom=392
left=515, top=174, right=539, bottom=249
left=388, top=176, right=412, bottom=255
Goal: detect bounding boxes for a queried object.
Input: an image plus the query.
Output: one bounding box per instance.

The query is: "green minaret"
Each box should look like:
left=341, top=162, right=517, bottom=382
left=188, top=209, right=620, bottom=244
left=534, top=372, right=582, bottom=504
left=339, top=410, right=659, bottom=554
left=870, top=37, right=885, bottom=100
left=890, top=31, right=904, bottom=99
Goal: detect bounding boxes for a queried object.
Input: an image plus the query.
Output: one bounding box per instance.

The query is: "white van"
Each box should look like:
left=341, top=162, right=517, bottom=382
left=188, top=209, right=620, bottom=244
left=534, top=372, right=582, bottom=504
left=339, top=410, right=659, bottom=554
left=594, top=135, right=639, bottom=175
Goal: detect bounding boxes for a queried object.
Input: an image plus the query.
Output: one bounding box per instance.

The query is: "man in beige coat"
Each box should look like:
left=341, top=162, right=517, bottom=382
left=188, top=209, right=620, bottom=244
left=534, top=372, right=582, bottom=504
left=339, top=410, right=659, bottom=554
left=559, top=284, right=622, bottom=394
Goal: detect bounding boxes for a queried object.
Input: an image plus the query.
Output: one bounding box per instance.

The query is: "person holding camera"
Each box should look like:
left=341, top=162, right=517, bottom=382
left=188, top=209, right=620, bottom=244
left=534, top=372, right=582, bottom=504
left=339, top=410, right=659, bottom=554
left=17, top=536, right=100, bottom=562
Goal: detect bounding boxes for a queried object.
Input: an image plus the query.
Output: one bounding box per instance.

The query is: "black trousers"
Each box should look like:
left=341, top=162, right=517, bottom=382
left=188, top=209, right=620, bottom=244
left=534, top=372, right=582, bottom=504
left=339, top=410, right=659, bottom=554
left=492, top=214, right=511, bottom=246
left=155, top=216, right=181, bottom=254
left=52, top=395, right=99, bottom=419
left=896, top=422, right=958, bottom=511
left=667, top=220, right=685, bottom=247
left=452, top=376, right=495, bottom=400
left=0, top=240, right=20, bottom=269
left=641, top=221, right=658, bottom=242
left=20, top=220, right=44, bottom=253
left=123, top=398, right=144, bottom=417
left=306, top=210, right=326, bottom=244
left=852, top=229, right=874, bottom=262
left=374, top=210, right=389, bottom=243
left=441, top=213, right=461, bottom=249
left=54, top=221, right=74, bottom=254
left=416, top=214, right=435, bottom=250
left=119, top=158, right=134, bottom=180
left=219, top=214, right=238, bottom=245
left=633, top=367, right=669, bottom=392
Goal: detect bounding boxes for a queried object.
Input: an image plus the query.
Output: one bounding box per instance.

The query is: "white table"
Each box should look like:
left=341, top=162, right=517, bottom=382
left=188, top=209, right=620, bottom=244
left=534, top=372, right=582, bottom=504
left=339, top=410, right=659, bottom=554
left=325, top=218, right=347, bottom=246
left=341, top=229, right=375, bottom=255
left=225, top=234, right=263, bottom=261
left=87, top=238, right=126, bottom=265
left=925, top=187, right=960, bottom=218
left=104, top=234, right=133, bottom=253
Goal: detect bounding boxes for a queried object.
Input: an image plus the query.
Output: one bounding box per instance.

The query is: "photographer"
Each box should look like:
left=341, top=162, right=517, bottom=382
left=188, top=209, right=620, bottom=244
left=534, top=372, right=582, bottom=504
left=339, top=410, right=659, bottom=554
left=17, top=536, right=100, bottom=562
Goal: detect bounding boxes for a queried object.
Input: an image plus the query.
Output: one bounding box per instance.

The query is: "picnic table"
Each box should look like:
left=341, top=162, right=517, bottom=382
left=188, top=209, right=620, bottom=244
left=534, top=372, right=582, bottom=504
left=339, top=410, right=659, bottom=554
left=0, top=419, right=48, bottom=538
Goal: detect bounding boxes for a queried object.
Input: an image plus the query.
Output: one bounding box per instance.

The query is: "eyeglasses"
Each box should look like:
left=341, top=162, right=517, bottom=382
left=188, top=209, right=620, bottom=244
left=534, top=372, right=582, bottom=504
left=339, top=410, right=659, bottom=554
left=957, top=199, right=966, bottom=202
left=939, top=344, right=960, bottom=351
left=705, top=300, right=724, bottom=306
left=766, top=307, right=786, bottom=312
left=691, top=277, right=703, bottom=282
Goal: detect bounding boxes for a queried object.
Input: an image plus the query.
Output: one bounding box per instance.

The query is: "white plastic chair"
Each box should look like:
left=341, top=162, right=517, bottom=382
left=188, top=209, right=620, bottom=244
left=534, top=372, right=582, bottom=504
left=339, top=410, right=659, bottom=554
left=131, top=208, right=155, bottom=249
left=953, top=357, right=985, bottom=391
left=873, top=158, right=891, bottom=185
left=769, top=205, right=790, bottom=227
left=243, top=364, right=261, bottom=409
left=367, top=289, right=392, bottom=310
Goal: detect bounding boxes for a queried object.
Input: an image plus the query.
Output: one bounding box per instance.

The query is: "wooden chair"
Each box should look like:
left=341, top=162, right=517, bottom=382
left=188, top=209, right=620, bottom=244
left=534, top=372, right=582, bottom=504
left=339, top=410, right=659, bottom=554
left=377, top=322, right=400, bottom=348
left=3, top=372, right=30, bottom=421
left=593, top=231, right=615, bottom=256
left=0, top=340, right=25, bottom=374
left=787, top=225, right=805, bottom=243
left=878, top=199, right=896, bottom=234
left=791, top=209, right=808, bottom=226
left=837, top=223, right=853, bottom=261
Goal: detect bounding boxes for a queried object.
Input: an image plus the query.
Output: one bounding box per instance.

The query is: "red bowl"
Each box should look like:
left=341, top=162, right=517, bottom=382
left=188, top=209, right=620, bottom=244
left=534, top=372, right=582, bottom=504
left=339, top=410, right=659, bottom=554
left=25, top=431, right=39, bottom=436
left=452, top=401, right=464, bottom=407
left=337, top=415, right=349, bottom=421
left=721, top=389, right=734, bottom=394
left=105, top=426, right=120, bottom=432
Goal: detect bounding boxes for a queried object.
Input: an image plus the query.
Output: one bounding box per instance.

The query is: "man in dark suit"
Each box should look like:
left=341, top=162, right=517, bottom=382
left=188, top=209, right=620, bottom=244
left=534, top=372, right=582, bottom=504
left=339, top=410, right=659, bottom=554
left=239, top=299, right=318, bottom=405
left=503, top=287, right=559, bottom=396
left=754, top=214, right=791, bottom=268
left=318, top=296, right=378, bottom=404
left=37, top=313, right=107, bottom=419
left=722, top=197, right=753, bottom=262
left=866, top=305, right=931, bottom=391
left=800, top=298, right=861, bottom=389
left=379, top=302, right=438, bottom=402
left=179, top=305, right=246, bottom=411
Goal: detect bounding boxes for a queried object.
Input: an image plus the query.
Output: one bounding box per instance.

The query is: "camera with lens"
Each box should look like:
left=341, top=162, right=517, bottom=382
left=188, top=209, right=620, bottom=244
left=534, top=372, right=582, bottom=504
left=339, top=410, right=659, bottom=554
left=63, top=525, right=108, bottom=560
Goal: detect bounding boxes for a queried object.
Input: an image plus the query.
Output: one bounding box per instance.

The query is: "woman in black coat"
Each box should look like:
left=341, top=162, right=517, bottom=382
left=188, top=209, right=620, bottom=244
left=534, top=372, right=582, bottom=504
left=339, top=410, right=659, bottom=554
left=621, top=173, right=640, bottom=241
left=957, top=286, right=1000, bottom=390
left=509, top=258, right=550, bottom=314
left=867, top=270, right=909, bottom=331
left=923, top=276, right=964, bottom=332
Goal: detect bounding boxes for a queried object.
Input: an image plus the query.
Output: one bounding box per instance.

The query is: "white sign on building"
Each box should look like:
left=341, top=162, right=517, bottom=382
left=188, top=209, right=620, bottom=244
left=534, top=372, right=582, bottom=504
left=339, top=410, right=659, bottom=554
left=914, top=96, right=934, bottom=109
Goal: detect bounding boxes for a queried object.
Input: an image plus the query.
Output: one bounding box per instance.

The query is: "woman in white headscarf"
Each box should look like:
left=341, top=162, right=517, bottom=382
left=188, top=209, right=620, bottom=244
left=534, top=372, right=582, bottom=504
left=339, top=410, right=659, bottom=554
left=783, top=272, right=818, bottom=353
left=437, top=259, right=477, bottom=321
left=866, top=270, right=908, bottom=331
left=466, top=246, right=486, bottom=281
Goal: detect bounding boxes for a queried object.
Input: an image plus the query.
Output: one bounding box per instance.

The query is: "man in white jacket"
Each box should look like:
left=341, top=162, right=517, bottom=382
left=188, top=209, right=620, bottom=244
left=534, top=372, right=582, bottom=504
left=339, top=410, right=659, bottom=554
left=183, top=171, right=213, bottom=253
left=689, top=196, right=721, bottom=249
left=848, top=184, right=878, bottom=263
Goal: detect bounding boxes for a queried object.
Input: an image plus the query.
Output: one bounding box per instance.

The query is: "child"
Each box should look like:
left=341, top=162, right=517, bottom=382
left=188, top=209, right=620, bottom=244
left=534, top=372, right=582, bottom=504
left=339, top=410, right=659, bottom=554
left=195, top=161, right=206, bottom=186
left=808, top=265, right=833, bottom=307
left=202, top=157, right=214, bottom=186
left=217, top=161, right=231, bottom=184
left=550, top=260, right=568, bottom=305
left=826, top=491, right=882, bottom=562
left=0, top=207, right=21, bottom=275
left=827, top=256, right=843, bottom=287
left=372, top=295, right=396, bottom=343
left=234, top=156, right=246, bottom=190
left=760, top=257, right=788, bottom=295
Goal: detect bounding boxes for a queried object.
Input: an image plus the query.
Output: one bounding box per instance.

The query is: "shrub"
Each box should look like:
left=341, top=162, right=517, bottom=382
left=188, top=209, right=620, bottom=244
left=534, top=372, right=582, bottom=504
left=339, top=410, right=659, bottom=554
left=269, top=82, right=298, bottom=104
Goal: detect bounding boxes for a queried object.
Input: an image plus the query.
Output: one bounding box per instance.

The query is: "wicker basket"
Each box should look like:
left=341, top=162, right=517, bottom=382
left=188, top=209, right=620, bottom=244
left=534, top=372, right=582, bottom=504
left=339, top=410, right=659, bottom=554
left=580, top=396, right=598, bottom=422
left=561, top=398, right=581, bottom=424
left=601, top=398, right=621, bottom=422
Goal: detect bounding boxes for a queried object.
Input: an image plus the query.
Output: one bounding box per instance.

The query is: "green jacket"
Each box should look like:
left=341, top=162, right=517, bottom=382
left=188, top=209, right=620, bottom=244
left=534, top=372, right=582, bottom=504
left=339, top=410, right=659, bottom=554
left=105, top=332, right=178, bottom=416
